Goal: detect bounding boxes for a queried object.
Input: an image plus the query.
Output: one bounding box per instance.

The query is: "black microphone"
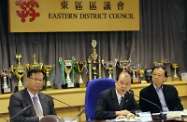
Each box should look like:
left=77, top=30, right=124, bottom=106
left=10, top=105, right=32, bottom=121
left=70, top=108, right=86, bottom=122
left=127, top=90, right=165, bottom=120
left=46, top=95, right=72, bottom=107
left=0, top=113, right=8, bottom=122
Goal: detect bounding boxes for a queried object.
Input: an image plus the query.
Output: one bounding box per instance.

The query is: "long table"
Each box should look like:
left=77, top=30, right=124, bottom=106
left=0, top=81, right=187, bottom=122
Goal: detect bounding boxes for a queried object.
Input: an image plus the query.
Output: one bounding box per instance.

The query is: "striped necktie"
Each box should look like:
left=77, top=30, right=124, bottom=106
left=33, top=96, right=43, bottom=116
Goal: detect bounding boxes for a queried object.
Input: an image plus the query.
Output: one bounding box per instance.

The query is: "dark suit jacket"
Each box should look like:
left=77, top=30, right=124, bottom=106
left=9, top=88, right=56, bottom=122
left=95, top=87, right=139, bottom=120
left=139, top=84, right=183, bottom=113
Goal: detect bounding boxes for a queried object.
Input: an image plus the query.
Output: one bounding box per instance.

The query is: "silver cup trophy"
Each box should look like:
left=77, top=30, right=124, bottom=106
left=102, top=59, right=117, bottom=79
left=1, top=69, right=12, bottom=93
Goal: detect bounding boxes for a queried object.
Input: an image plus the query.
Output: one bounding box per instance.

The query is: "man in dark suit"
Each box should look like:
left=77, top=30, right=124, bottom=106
left=8, top=69, right=56, bottom=122
left=139, top=66, right=183, bottom=113
left=95, top=71, right=139, bottom=120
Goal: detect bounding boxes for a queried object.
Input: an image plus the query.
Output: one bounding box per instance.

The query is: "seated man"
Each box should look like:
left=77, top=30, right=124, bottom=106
left=139, top=66, right=183, bottom=113
left=8, top=69, right=56, bottom=122
left=95, top=71, right=139, bottom=120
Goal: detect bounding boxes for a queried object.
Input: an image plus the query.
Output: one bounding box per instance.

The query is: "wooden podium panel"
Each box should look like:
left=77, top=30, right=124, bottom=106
left=0, top=81, right=187, bottom=122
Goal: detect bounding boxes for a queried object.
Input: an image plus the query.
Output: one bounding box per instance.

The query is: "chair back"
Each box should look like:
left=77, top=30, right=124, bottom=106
left=85, top=78, right=115, bottom=121
left=40, top=115, right=63, bottom=122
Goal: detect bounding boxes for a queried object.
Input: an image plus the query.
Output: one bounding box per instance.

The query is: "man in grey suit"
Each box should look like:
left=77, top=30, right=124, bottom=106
left=95, top=71, right=139, bottom=120
left=139, top=66, right=183, bottom=113
left=9, top=69, right=56, bottom=122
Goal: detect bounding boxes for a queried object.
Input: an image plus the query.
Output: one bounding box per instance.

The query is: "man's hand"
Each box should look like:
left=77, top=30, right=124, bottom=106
left=116, top=110, right=130, bottom=116
left=116, top=115, right=126, bottom=119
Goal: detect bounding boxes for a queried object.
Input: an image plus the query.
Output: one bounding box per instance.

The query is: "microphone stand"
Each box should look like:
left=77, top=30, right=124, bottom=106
left=46, top=95, right=72, bottom=107
left=71, top=108, right=85, bottom=122
left=132, top=92, right=166, bottom=120
left=10, top=105, right=32, bottom=121
left=0, top=113, right=8, bottom=122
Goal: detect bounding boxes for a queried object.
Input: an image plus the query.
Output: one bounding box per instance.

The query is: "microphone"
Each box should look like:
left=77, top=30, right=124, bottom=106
left=46, top=95, right=72, bottom=107
left=70, top=108, right=86, bottom=122
left=127, top=90, right=165, bottom=120
left=10, top=105, right=31, bottom=121
left=0, top=113, right=8, bottom=122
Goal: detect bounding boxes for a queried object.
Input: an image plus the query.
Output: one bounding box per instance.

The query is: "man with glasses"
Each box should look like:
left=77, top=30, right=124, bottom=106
left=139, top=66, right=183, bottom=113
left=8, top=69, right=56, bottom=122
left=95, top=71, right=139, bottom=120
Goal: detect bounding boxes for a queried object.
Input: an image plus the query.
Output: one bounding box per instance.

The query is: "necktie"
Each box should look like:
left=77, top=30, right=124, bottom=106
left=120, top=96, right=124, bottom=110
left=33, top=96, right=43, bottom=116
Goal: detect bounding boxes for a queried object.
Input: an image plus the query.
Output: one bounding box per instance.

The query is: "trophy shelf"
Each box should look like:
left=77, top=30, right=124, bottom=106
left=0, top=81, right=187, bottom=122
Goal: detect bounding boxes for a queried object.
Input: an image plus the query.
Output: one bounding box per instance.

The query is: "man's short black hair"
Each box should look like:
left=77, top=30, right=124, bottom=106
left=27, top=68, right=46, bottom=80
left=152, top=66, right=167, bottom=77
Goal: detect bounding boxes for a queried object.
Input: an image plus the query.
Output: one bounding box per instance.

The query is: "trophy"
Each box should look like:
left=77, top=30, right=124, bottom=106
left=91, top=40, right=98, bottom=63
left=64, top=60, right=74, bottom=88
left=87, top=40, right=102, bottom=81
left=43, top=65, right=53, bottom=90
left=153, top=59, right=164, bottom=67
left=76, top=61, right=87, bottom=88
left=1, top=69, right=12, bottom=93
left=102, top=59, right=117, bottom=79
left=139, top=69, right=147, bottom=83
left=11, top=54, right=26, bottom=91
left=131, top=66, right=140, bottom=84
left=26, top=54, right=43, bottom=70
left=117, top=58, right=131, bottom=72
left=172, top=63, right=179, bottom=81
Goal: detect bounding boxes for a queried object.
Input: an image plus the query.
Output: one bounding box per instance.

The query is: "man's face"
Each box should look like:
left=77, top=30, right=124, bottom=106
left=152, top=68, right=166, bottom=88
left=26, top=72, right=44, bottom=94
left=115, top=73, right=131, bottom=96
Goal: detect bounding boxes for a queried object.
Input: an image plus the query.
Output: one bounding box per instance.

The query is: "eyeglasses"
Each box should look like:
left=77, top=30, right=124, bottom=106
left=29, top=77, right=43, bottom=83
left=119, top=82, right=131, bottom=86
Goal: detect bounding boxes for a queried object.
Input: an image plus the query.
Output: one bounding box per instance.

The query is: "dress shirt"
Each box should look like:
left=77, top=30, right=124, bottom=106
left=28, top=90, right=44, bottom=114
left=153, top=84, right=169, bottom=112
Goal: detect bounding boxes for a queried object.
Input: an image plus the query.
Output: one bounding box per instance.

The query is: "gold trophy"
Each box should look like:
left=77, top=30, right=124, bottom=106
left=153, top=59, right=164, bottom=67
left=102, top=59, right=117, bottom=79
left=139, top=69, right=147, bottom=83
left=11, top=54, right=26, bottom=91
left=131, top=66, right=140, bottom=84
left=172, top=63, right=179, bottom=81
left=117, top=58, right=131, bottom=72
left=76, top=61, right=87, bottom=88
left=26, top=54, right=43, bottom=70
left=43, top=65, right=53, bottom=90
left=88, top=40, right=102, bottom=81
left=64, top=60, right=74, bottom=88
left=91, top=40, right=98, bottom=63
left=1, top=69, right=12, bottom=93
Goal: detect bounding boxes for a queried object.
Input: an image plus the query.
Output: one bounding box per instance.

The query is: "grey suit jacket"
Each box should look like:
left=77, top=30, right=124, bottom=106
left=95, top=87, right=139, bottom=120
left=9, top=88, right=56, bottom=122
left=139, top=84, right=183, bottom=113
